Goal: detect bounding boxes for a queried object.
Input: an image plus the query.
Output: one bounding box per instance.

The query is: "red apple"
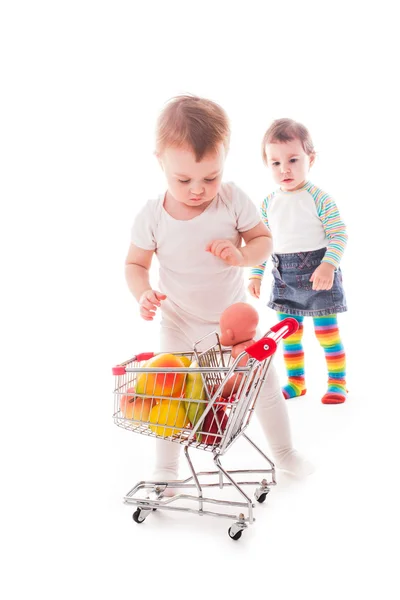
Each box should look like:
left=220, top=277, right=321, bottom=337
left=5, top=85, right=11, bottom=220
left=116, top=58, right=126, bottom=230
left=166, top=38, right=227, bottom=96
left=200, top=400, right=229, bottom=445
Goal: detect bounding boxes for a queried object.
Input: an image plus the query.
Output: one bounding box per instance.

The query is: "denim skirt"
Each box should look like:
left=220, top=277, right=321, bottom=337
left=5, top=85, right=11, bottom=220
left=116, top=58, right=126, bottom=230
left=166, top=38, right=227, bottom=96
left=268, top=248, right=347, bottom=317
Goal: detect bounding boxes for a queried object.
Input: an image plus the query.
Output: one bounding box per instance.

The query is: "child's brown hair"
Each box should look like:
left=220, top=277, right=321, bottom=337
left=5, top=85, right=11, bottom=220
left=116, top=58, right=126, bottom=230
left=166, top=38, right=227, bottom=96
left=262, top=118, right=315, bottom=165
left=156, top=95, right=230, bottom=161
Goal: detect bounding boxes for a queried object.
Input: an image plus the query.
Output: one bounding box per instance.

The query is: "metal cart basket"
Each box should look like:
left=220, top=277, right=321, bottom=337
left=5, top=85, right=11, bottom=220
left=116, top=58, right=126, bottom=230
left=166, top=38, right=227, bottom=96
left=112, top=317, right=298, bottom=540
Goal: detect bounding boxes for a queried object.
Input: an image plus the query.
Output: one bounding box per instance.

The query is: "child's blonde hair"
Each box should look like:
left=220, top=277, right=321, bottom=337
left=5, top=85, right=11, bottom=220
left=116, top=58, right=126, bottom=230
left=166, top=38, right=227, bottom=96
left=156, top=95, right=230, bottom=161
left=262, top=118, right=315, bottom=165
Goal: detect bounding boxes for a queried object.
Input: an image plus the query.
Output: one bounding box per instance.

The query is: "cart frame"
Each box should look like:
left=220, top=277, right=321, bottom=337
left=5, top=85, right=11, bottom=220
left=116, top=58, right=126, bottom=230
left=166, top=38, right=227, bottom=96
left=112, top=317, right=298, bottom=540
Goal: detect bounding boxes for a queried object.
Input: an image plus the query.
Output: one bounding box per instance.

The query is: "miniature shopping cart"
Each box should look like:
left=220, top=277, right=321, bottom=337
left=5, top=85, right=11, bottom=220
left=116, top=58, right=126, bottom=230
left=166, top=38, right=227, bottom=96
left=112, top=317, right=298, bottom=540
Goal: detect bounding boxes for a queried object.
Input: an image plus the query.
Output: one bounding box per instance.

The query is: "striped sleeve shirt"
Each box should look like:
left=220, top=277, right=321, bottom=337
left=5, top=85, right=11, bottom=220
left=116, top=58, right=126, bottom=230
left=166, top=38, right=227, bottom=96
left=250, top=181, right=348, bottom=280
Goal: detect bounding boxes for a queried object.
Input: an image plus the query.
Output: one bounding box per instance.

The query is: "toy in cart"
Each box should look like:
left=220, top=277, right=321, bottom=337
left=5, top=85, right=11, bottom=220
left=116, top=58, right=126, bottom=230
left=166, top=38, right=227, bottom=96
left=112, top=311, right=298, bottom=540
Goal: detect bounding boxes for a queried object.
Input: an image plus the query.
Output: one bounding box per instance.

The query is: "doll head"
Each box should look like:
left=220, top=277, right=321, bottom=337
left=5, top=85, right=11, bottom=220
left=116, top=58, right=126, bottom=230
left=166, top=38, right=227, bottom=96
left=219, top=302, right=259, bottom=347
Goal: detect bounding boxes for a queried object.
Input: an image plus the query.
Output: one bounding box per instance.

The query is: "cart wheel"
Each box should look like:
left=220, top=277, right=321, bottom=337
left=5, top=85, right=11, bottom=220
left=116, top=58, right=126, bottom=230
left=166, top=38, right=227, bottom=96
left=132, top=509, right=146, bottom=524
left=256, top=491, right=268, bottom=503
left=255, top=486, right=270, bottom=503
left=228, top=527, right=242, bottom=541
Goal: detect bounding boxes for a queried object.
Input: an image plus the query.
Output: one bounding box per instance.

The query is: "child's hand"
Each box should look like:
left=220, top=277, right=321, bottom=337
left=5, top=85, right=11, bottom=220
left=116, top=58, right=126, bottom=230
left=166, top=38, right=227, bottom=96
left=206, top=239, right=244, bottom=266
left=248, top=278, right=261, bottom=298
left=139, top=289, right=167, bottom=321
left=309, top=263, right=335, bottom=290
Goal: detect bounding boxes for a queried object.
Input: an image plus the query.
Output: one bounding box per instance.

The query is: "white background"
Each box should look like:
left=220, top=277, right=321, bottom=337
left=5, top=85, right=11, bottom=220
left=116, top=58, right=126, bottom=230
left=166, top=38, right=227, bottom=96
left=1, top=1, right=398, bottom=599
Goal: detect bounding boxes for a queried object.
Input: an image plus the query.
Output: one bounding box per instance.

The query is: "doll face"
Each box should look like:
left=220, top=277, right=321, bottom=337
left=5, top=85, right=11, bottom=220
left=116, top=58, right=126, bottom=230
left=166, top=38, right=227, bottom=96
left=219, top=305, right=258, bottom=346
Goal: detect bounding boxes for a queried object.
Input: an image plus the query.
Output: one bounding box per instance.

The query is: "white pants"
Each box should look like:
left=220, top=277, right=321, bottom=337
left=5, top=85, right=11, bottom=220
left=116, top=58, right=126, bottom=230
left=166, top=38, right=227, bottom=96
left=154, top=310, right=294, bottom=475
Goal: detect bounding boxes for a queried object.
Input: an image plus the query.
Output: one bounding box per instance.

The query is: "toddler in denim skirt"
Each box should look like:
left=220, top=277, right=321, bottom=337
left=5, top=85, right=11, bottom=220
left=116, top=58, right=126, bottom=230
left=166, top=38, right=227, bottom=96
left=248, top=119, right=348, bottom=404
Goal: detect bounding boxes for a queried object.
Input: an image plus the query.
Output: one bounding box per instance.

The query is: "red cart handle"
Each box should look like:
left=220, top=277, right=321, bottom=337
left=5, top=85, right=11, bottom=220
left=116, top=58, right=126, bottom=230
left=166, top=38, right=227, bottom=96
left=245, top=337, right=277, bottom=361
left=134, top=352, right=155, bottom=362
left=270, top=317, right=299, bottom=338
left=112, top=366, right=126, bottom=375
left=244, top=317, right=299, bottom=361
left=112, top=352, right=155, bottom=375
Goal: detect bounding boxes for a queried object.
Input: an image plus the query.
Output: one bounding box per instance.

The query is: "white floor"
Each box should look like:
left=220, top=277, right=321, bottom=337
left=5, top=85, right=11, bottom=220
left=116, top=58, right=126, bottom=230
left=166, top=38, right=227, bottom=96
left=5, top=322, right=398, bottom=599
left=3, top=243, right=396, bottom=599
left=3, top=4, right=399, bottom=597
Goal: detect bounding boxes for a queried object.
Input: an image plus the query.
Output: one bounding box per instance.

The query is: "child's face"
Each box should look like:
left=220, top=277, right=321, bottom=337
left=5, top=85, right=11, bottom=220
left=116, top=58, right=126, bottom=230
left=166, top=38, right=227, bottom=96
left=159, top=144, right=225, bottom=207
left=265, top=139, right=315, bottom=192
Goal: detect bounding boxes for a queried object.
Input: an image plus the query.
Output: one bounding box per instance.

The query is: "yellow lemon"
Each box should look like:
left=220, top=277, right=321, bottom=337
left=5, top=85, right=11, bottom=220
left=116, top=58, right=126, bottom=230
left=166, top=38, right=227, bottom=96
left=148, top=399, right=189, bottom=438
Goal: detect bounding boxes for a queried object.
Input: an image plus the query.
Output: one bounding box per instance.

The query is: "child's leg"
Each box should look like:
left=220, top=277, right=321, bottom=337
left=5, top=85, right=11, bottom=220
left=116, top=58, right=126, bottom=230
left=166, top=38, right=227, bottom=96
left=255, top=363, right=313, bottom=477
left=153, top=438, right=181, bottom=480
left=152, top=323, right=192, bottom=488
left=313, top=314, right=347, bottom=404
left=277, top=312, right=307, bottom=399
left=154, top=314, right=220, bottom=494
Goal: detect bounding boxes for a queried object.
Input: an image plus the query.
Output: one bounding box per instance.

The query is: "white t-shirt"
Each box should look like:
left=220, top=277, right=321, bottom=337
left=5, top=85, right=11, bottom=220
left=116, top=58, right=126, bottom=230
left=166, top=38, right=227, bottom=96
left=267, top=187, right=329, bottom=253
left=131, top=182, right=260, bottom=323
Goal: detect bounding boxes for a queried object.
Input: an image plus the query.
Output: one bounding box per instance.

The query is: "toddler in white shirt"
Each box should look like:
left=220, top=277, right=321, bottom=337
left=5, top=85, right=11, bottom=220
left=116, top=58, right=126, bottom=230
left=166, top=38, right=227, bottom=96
left=125, top=97, right=313, bottom=491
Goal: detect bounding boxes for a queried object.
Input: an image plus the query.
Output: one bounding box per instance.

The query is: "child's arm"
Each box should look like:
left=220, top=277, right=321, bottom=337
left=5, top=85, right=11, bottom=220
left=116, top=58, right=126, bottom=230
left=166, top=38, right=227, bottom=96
left=318, top=197, right=348, bottom=269
left=247, top=194, right=271, bottom=297
left=241, top=221, right=273, bottom=265
left=248, top=262, right=266, bottom=298
left=206, top=221, right=272, bottom=268
left=309, top=262, right=336, bottom=291
left=310, top=188, right=348, bottom=290
left=248, top=278, right=262, bottom=299
left=247, top=241, right=268, bottom=299
left=125, top=244, right=166, bottom=321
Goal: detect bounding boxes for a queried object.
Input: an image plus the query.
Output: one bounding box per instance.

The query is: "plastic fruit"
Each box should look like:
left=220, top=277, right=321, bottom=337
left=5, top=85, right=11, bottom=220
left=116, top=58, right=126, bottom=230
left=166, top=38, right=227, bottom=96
left=120, top=388, right=155, bottom=421
left=136, top=353, right=186, bottom=398
left=200, top=403, right=229, bottom=445
left=148, top=399, right=190, bottom=438
left=184, top=361, right=207, bottom=427
left=179, top=356, right=191, bottom=367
